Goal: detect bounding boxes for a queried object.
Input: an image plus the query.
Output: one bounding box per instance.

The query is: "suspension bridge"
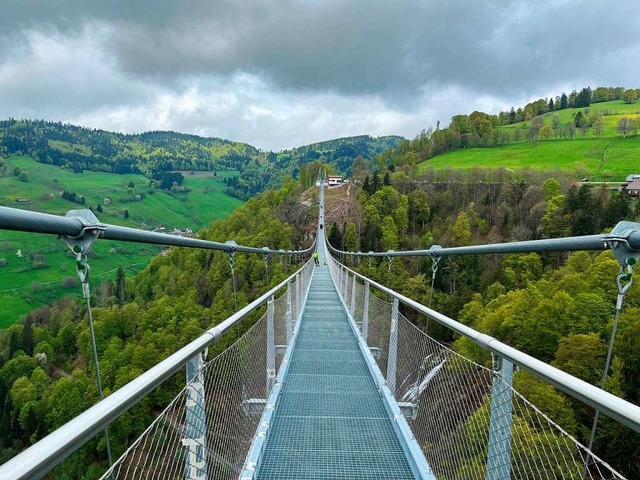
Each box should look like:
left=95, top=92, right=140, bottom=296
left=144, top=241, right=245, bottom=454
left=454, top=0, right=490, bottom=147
left=1, top=182, right=640, bottom=479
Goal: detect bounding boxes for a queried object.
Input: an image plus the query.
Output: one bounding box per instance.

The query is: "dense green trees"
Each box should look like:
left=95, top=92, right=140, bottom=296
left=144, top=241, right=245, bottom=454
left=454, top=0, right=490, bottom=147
left=622, top=89, right=638, bottom=104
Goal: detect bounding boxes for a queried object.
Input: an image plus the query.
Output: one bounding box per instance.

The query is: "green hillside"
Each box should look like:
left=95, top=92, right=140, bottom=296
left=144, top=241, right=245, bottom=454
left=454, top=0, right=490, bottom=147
left=0, top=124, right=402, bottom=326
left=418, top=136, right=636, bottom=179
left=0, top=155, right=242, bottom=327
left=361, top=96, right=638, bottom=181
left=418, top=100, right=640, bottom=179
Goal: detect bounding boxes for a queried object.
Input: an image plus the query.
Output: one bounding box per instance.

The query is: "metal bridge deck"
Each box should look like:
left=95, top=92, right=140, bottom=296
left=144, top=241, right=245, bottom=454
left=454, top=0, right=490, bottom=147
left=255, top=266, right=416, bottom=479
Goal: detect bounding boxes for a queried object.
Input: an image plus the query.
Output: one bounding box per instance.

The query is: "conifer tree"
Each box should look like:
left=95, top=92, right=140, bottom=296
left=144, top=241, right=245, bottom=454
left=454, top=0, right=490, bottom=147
left=22, top=315, right=34, bottom=356
left=560, top=92, right=568, bottom=109
left=328, top=222, right=343, bottom=249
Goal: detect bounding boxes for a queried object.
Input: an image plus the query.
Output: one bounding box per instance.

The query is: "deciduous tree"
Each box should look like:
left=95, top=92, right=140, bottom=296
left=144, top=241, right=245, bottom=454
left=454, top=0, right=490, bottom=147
left=622, top=89, right=637, bottom=104
left=617, top=117, right=634, bottom=137
left=539, top=124, right=553, bottom=140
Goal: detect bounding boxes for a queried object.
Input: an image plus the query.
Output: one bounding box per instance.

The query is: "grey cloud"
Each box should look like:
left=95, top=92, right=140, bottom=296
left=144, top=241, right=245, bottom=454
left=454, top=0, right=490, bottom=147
left=2, top=0, right=639, bottom=101
left=121, top=0, right=640, bottom=104
left=0, top=0, right=639, bottom=151
left=0, top=26, right=153, bottom=119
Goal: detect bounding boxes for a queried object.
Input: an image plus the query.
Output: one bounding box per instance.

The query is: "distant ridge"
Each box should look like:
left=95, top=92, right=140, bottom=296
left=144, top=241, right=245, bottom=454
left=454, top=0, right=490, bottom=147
left=0, top=119, right=404, bottom=199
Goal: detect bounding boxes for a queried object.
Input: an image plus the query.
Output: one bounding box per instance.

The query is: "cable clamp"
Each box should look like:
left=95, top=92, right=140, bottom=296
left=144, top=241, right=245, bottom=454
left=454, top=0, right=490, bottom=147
left=606, top=221, right=640, bottom=267
left=616, top=258, right=635, bottom=303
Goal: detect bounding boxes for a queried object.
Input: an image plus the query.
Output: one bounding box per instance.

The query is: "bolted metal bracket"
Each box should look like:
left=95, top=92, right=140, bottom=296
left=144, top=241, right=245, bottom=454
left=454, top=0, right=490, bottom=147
left=225, top=239, right=238, bottom=254
left=397, top=401, right=419, bottom=420
left=492, top=353, right=503, bottom=374
left=427, top=244, right=443, bottom=258
left=369, top=346, right=383, bottom=359
left=242, top=398, right=267, bottom=416
left=241, top=384, right=267, bottom=416
left=61, top=209, right=106, bottom=257
left=605, top=221, right=640, bottom=268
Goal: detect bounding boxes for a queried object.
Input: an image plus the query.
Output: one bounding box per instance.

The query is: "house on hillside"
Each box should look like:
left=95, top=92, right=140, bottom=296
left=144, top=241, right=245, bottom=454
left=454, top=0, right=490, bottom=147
left=627, top=180, right=640, bottom=197
left=327, top=175, right=343, bottom=186
left=624, top=174, right=640, bottom=196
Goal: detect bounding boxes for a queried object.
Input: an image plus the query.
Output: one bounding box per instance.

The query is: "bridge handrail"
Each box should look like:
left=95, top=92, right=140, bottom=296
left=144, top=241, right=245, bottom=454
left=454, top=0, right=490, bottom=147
left=326, top=248, right=640, bottom=433
left=326, top=221, right=640, bottom=266
left=0, top=206, right=315, bottom=256
left=0, top=259, right=313, bottom=480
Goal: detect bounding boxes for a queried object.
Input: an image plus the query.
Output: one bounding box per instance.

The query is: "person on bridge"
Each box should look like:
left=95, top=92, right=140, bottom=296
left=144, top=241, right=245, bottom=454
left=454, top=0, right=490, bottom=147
left=313, top=252, right=319, bottom=266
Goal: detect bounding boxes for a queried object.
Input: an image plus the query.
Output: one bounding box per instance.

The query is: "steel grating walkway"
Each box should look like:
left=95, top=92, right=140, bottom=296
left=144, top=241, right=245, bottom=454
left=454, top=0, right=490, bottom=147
left=255, top=265, right=416, bottom=479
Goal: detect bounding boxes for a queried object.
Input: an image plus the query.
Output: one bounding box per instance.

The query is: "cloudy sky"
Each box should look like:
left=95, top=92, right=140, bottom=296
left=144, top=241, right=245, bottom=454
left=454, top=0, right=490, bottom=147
left=0, top=0, right=638, bottom=150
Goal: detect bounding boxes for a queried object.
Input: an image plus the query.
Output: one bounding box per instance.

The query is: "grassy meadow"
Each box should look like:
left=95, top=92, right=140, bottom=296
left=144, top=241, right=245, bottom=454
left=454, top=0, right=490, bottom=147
left=0, top=156, right=243, bottom=327
left=419, top=100, right=640, bottom=180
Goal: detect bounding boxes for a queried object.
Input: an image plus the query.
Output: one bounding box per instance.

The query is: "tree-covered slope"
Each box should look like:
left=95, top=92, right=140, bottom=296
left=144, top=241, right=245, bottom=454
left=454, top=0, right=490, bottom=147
left=0, top=120, right=261, bottom=176
left=0, top=120, right=403, bottom=200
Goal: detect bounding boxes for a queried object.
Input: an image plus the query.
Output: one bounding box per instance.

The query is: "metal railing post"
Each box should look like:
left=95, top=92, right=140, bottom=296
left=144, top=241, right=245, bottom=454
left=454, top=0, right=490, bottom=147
left=350, top=275, right=357, bottom=317
left=183, top=351, right=207, bottom=480
left=345, top=271, right=351, bottom=306
left=295, top=273, right=301, bottom=320
left=266, top=295, right=276, bottom=393
left=362, top=280, right=370, bottom=341
left=388, top=297, right=399, bottom=397
left=286, top=281, right=293, bottom=343
left=486, top=354, right=514, bottom=480
left=342, top=266, right=347, bottom=296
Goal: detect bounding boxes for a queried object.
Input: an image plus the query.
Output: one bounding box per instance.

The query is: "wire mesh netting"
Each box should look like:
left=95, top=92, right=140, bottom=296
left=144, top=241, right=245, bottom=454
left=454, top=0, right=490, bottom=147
left=366, top=293, right=392, bottom=378
left=100, top=262, right=314, bottom=480
left=327, top=254, right=626, bottom=480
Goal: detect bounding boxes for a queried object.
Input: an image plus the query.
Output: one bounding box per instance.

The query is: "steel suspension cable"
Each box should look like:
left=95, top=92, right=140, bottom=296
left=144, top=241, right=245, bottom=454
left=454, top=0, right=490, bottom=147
left=0, top=206, right=315, bottom=257
left=583, top=260, right=635, bottom=477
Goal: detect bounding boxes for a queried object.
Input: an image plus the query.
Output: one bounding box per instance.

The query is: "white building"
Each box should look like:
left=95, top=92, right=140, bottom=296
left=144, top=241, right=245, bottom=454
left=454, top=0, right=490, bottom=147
left=327, top=175, right=343, bottom=186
